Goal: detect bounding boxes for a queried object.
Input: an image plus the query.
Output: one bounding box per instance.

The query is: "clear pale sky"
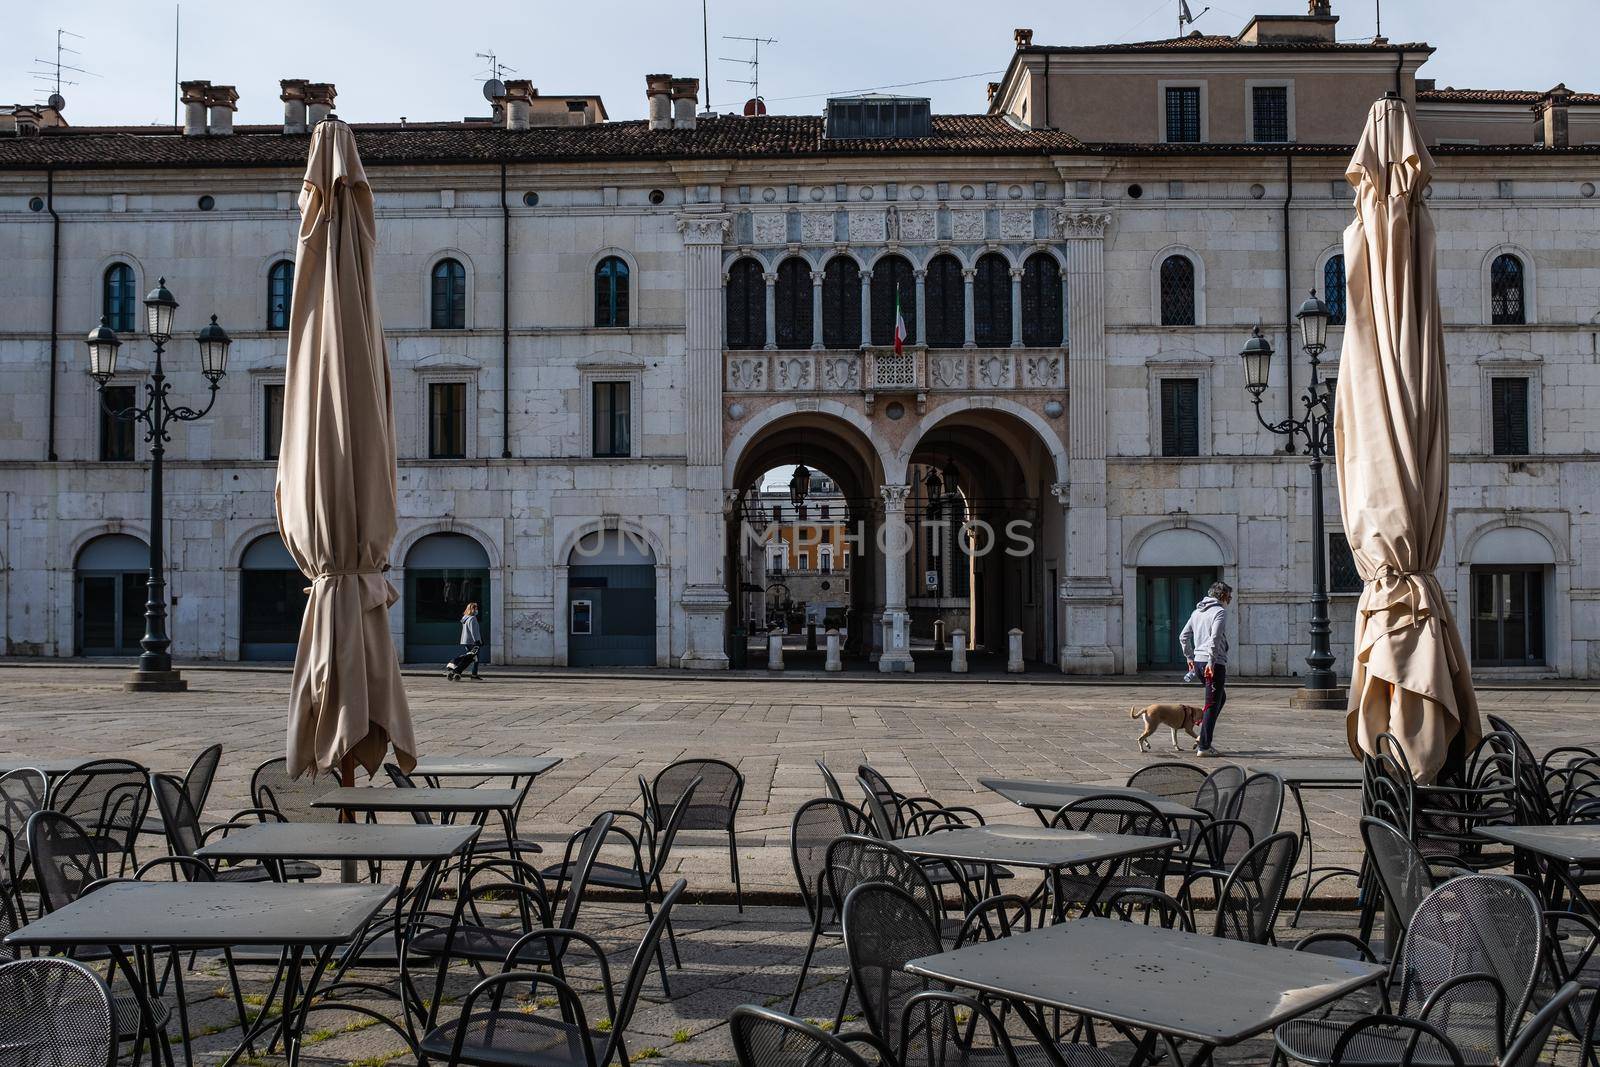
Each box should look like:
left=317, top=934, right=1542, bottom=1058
left=6, top=1, right=1595, bottom=128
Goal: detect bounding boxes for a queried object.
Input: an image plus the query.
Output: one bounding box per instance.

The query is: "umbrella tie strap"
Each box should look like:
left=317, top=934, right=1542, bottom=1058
left=312, top=565, right=389, bottom=581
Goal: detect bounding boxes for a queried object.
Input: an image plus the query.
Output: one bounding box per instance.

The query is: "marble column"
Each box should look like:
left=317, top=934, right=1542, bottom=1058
left=762, top=271, right=777, bottom=351
left=1009, top=267, right=1025, bottom=347
left=878, top=484, right=915, bottom=672
left=961, top=268, right=977, bottom=348
left=677, top=213, right=733, bottom=668
left=810, top=270, right=824, bottom=350
left=1060, top=271, right=1072, bottom=346
left=1055, top=209, right=1117, bottom=674
left=913, top=268, right=927, bottom=347
left=858, top=268, right=873, bottom=347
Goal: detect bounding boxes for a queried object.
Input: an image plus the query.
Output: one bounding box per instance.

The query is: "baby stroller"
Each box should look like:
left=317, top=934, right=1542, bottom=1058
left=445, top=644, right=481, bottom=681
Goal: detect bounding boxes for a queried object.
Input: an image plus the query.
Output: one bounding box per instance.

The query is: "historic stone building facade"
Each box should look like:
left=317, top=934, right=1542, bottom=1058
left=1, top=5, right=1596, bottom=677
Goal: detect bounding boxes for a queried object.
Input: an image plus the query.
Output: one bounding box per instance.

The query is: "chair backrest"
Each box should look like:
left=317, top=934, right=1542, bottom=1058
left=816, top=760, right=846, bottom=802
left=605, top=878, right=688, bottom=1059
left=150, top=773, right=204, bottom=861
left=1212, top=829, right=1301, bottom=943
left=49, top=759, right=149, bottom=853
left=1500, top=981, right=1579, bottom=1067
left=790, top=797, right=872, bottom=923
left=460, top=858, right=554, bottom=957
left=729, top=1005, right=870, bottom=1067
left=645, top=776, right=702, bottom=879
left=0, top=958, right=115, bottom=1067
left=1127, top=762, right=1208, bottom=802
left=383, top=764, right=433, bottom=826
left=26, top=811, right=105, bottom=913
left=653, top=759, right=742, bottom=831
left=181, top=743, right=223, bottom=820
left=1361, top=816, right=1436, bottom=937
left=1052, top=793, right=1173, bottom=839
left=855, top=775, right=899, bottom=840
left=1105, top=888, right=1194, bottom=932
left=250, top=757, right=324, bottom=823
left=1400, top=874, right=1544, bottom=1056
left=0, top=768, right=46, bottom=883
left=557, top=810, right=617, bottom=931
left=856, top=765, right=907, bottom=837
left=1225, top=771, right=1285, bottom=863
left=842, top=880, right=942, bottom=1051
left=1195, top=764, right=1247, bottom=819
left=824, top=834, right=943, bottom=934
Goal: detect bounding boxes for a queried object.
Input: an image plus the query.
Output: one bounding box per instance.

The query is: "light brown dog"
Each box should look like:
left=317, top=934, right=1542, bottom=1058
left=1130, top=702, right=1203, bottom=752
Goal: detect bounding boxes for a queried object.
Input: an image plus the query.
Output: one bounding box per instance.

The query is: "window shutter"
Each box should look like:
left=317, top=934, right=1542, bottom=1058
left=1160, top=379, right=1199, bottom=457
left=1492, top=377, right=1530, bottom=455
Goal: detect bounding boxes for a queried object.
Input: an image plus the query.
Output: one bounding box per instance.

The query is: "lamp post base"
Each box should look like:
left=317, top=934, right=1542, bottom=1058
left=1289, top=685, right=1347, bottom=711
left=125, top=669, right=188, bottom=693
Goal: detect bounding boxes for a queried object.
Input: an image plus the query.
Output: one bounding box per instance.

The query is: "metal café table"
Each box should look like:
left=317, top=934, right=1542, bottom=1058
left=894, top=824, right=1180, bottom=921
left=907, top=917, right=1385, bottom=1067
left=412, top=754, right=562, bottom=782
left=1478, top=823, right=1600, bottom=912
left=982, top=777, right=1206, bottom=823
left=7, top=881, right=395, bottom=1067
left=1248, top=760, right=1366, bottom=925
left=0, top=757, right=99, bottom=777
left=313, top=786, right=528, bottom=855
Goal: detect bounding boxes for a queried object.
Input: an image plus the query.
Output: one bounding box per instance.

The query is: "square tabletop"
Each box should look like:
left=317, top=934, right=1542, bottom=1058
left=6, top=881, right=395, bottom=949
left=981, top=778, right=1203, bottom=821
left=894, top=825, right=1179, bottom=870
left=197, top=822, right=480, bottom=863
left=906, top=917, right=1384, bottom=1046
left=1477, top=824, right=1600, bottom=865
left=0, top=758, right=114, bottom=777
left=312, top=787, right=525, bottom=813
left=412, top=755, right=562, bottom=778
left=1247, top=761, right=1365, bottom=788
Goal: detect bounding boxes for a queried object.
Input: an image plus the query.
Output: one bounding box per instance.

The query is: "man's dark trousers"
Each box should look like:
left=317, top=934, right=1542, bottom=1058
left=1198, top=664, right=1227, bottom=751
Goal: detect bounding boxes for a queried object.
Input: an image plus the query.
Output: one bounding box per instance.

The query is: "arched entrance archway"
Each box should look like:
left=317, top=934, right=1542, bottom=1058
left=566, top=530, right=657, bottom=666
left=240, top=533, right=308, bottom=661
left=404, top=533, right=490, bottom=664
left=76, top=534, right=149, bottom=656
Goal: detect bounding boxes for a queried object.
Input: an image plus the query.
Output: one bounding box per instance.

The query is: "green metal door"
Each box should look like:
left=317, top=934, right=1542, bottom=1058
left=1137, top=567, right=1218, bottom=671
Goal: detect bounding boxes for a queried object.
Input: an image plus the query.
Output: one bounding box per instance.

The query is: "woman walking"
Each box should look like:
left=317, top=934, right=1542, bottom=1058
left=446, top=601, right=483, bottom=681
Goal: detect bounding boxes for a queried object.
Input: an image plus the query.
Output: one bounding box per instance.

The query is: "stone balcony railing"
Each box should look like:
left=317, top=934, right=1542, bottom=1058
left=725, top=346, right=1067, bottom=410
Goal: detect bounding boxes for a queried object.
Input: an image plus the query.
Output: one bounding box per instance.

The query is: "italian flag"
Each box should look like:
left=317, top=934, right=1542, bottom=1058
left=893, top=293, right=907, bottom=354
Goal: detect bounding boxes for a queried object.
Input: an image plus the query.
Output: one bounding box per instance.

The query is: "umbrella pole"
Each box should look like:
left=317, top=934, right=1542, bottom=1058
left=339, top=754, right=358, bottom=882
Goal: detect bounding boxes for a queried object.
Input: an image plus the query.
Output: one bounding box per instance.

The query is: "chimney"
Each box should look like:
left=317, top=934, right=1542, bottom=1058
left=180, top=80, right=210, bottom=136
left=280, top=79, right=309, bottom=133
left=1014, top=27, right=1034, bottom=50
left=670, top=77, right=699, bottom=129
left=501, top=79, right=535, bottom=130
left=646, top=74, right=673, bottom=130
left=987, top=81, right=1001, bottom=104
left=205, top=84, right=239, bottom=136
left=1540, top=83, right=1573, bottom=148
left=1307, top=0, right=1331, bottom=15
left=566, top=99, right=589, bottom=126
left=305, top=82, right=337, bottom=126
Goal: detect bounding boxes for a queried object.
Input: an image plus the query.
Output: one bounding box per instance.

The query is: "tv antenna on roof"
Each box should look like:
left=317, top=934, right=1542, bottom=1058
left=1178, top=0, right=1210, bottom=36
left=476, top=49, right=515, bottom=101
left=721, top=34, right=776, bottom=109
left=29, top=28, right=95, bottom=110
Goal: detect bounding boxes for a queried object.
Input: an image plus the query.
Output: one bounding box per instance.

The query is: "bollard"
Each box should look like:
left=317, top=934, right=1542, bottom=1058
left=1007, top=628, right=1024, bottom=673
left=806, top=622, right=818, bottom=652
left=825, top=629, right=842, bottom=672
left=767, top=629, right=785, bottom=671
left=951, top=630, right=969, bottom=673
left=933, top=619, right=945, bottom=651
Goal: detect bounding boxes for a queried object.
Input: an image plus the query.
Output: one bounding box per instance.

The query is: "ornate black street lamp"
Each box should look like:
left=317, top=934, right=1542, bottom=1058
left=1239, top=290, right=1347, bottom=710
left=85, top=278, right=230, bottom=693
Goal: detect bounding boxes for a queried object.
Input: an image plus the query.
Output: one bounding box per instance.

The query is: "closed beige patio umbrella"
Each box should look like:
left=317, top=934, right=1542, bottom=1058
left=276, top=118, right=416, bottom=780
left=1336, top=96, right=1480, bottom=783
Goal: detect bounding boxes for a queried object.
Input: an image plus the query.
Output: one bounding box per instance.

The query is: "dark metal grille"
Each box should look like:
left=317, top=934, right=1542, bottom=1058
left=869, top=254, right=915, bottom=346
left=725, top=257, right=765, bottom=349
left=430, top=259, right=466, bottom=329
left=594, top=255, right=629, bottom=327
left=1490, top=253, right=1525, bottom=324
left=1166, top=86, right=1201, bottom=142
left=1252, top=85, right=1289, bottom=142
left=1160, top=378, right=1200, bottom=457
left=972, top=252, right=1011, bottom=347
left=266, top=260, right=293, bottom=330
left=1491, top=376, right=1530, bottom=455
left=102, top=263, right=136, bottom=332
left=1159, top=255, right=1196, bottom=326
left=821, top=256, right=861, bottom=348
left=774, top=256, right=812, bottom=349
left=1021, top=252, right=1063, bottom=346
left=923, top=254, right=964, bottom=347
left=1328, top=532, right=1361, bottom=593
left=1323, top=254, right=1346, bottom=325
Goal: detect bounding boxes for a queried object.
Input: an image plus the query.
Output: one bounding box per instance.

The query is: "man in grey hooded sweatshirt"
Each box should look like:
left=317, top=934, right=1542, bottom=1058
left=1179, top=581, right=1232, bottom=756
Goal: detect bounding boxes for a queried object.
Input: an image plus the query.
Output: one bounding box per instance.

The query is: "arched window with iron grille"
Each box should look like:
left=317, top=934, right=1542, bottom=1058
left=1322, top=254, right=1346, bottom=326
left=1490, top=253, right=1525, bottom=325
left=870, top=254, right=916, bottom=346
left=1159, top=254, right=1196, bottom=326
left=267, top=260, right=293, bottom=331
left=821, top=256, right=861, bottom=348
left=594, top=255, right=629, bottom=327
left=430, top=258, right=466, bottom=330
left=923, top=254, right=964, bottom=348
left=774, top=257, right=812, bottom=349
left=725, top=257, right=765, bottom=350
left=973, top=253, right=1012, bottom=347
left=103, top=263, right=136, bottom=332
left=1021, top=252, right=1063, bottom=346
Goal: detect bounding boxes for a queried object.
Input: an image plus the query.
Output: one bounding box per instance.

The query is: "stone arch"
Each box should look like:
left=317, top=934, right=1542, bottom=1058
left=1151, top=245, right=1206, bottom=326
left=895, top=396, right=1068, bottom=488
left=227, top=522, right=289, bottom=569
left=1127, top=518, right=1237, bottom=568
left=68, top=523, right=152, bottom=565
left=394, top=520, right=504, bottom=570
left=553, top=516, right=671, bottom=667
left=553, top=514, right=669, bottom=571
left=1458, top=515, right=1567, bottom=565
left=725, top=400, right=897, bottom=490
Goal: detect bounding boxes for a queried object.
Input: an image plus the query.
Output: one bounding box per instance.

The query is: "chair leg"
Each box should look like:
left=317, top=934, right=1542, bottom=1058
left=831, top=972, right=853, bottom=1032
left=640, top=894, right=673, bottom=996
left=788, top=921, right=822, bottom=1015
left=729, top=829, right=743, bottom=913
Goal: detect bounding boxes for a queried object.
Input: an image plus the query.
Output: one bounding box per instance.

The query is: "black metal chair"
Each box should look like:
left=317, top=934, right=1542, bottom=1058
left=416, top=878, right=687, bottom=1067
left=817, top=759, right=847, bottom=802
left=788, top=797, right=873, bottom=1013
left=1501, top=982, right=1582, bottom=1067
left=0, top=957, right=115, bottom=1067
left=1180, top=770, right=1284, bottom=889
left=0, top=768, right=46, bottom=882
left=148, top=774, right=271, bottom=884
left=137, top=742, right=220, bottom=844
left=247, top=756, right=327, bottom=881
left=48, top=759, right=149, bottom=876
left=730, top=1004, right=886, bottom=1067
left=383, top=763, right=543, bottom=859
left=650, top=758, right=745, bottom=911
left=1047, top=794, right=1175, bottom=918
left=1127, top=762, right=1207, bottom=802
left=1205, top=829, right=1301, bottom=944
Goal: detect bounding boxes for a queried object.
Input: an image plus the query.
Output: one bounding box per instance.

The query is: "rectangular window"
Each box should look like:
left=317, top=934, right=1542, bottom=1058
left=820, top=547, right=833, bottom=573
left=262, top=384, right=285, bottom=461
left=99, top=385, right=136, bottom=462
left=798, top=552, right=809, bottom=571
left=1252, top=85, right=1289, bottom=142
left=427, top=381, right=467, bottom=459
left=767, top=547, right=785, bottom=574
left=1165, top=87, right=1202, bottom=143
left=1491, top=377, right=1530, bottom=455
left=1328, top=532, right=1362, bottom=594
left=592, top=381, right=631, bottom=457
left=1160, top=378, right=1201, bottom=457
left=1470, top=565, right=1545, bottom=666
